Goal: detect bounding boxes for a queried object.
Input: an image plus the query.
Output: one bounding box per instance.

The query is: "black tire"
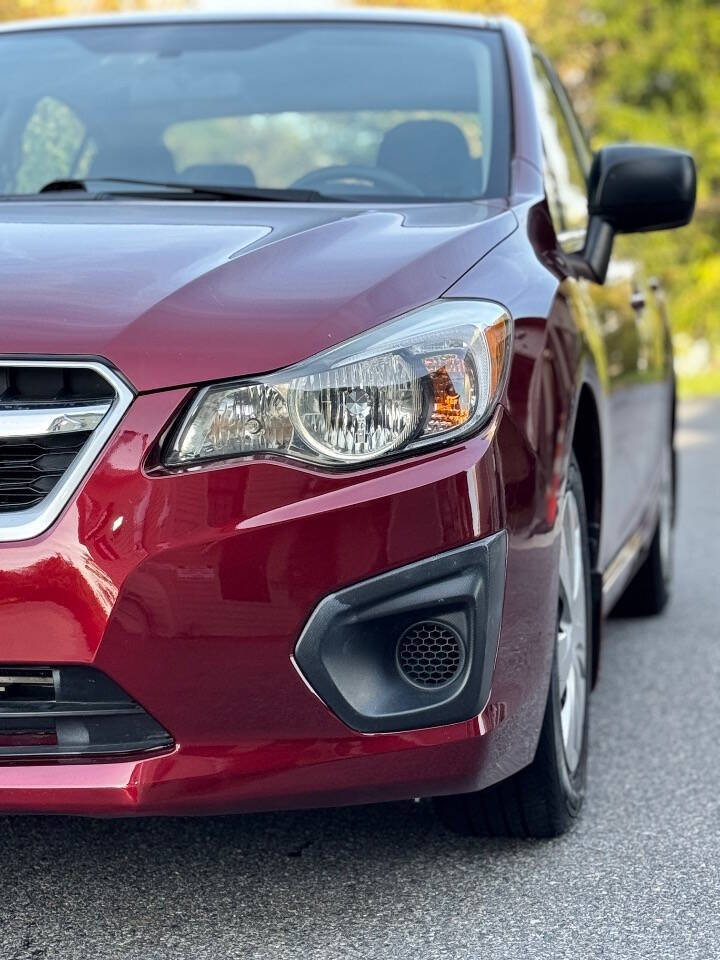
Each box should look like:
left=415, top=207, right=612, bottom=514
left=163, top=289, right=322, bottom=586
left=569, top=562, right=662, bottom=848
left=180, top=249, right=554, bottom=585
left=612, top=440, right=674, bottom=618
left=434, top=456, right=592, bottom=839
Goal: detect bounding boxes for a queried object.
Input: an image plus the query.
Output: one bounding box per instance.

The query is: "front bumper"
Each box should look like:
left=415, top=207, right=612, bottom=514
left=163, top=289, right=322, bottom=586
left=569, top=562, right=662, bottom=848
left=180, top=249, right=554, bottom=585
left=0, top=392, right=557, bottom=815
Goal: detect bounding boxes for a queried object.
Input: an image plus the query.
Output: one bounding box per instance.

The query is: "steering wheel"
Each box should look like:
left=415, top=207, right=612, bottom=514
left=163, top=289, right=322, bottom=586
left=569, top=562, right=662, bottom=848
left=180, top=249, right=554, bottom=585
left=291, top=164, right=424, bottom=197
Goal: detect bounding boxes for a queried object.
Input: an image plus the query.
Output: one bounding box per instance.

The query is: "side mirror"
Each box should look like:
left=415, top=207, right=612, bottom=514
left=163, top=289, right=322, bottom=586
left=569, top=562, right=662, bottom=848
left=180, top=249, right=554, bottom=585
left=572, top=144, right=696, bottom=283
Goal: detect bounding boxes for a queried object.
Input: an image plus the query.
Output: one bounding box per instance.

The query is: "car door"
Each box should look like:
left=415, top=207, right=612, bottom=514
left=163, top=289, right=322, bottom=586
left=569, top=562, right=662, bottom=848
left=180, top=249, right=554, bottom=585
left=531, top=52, right=669, bottom=570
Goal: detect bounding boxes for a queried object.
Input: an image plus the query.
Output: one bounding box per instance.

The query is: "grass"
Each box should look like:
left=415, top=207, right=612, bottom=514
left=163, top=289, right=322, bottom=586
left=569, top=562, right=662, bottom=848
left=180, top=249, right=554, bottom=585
left=677, top=370, right=720, bottom=397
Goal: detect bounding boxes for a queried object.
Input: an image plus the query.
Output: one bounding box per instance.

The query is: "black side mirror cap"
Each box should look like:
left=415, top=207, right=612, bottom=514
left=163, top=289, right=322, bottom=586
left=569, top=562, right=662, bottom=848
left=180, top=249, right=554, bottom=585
left=571, top=144, right=696, bottom=284
left=589, top=144, right=696, bottom=233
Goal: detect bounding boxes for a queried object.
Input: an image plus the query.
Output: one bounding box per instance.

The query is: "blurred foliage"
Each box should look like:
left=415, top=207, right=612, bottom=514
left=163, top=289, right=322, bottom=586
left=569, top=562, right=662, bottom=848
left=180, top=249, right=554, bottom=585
left=677, top=369, right=720, bottom=397
left=165, top=109, right=483, bottom=188
left=0, top=0, right=62, bottom=17
left=14, top=97, right=90, bottom=192
left=0, top=0, right=171, bottom=23
left=361, top=0, right=720, bottom=353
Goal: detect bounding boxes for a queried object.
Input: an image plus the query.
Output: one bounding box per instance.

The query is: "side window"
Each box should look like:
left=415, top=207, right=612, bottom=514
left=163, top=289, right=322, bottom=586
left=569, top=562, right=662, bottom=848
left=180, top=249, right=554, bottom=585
left=14, top=97, right=94, bottom=193
left=531, top=54, right=591, bottom=250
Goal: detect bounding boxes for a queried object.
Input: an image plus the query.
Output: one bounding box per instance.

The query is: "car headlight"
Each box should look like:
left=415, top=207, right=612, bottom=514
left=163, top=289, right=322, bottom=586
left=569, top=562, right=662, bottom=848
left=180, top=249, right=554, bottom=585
left=163, top=299, right=510, bottom=469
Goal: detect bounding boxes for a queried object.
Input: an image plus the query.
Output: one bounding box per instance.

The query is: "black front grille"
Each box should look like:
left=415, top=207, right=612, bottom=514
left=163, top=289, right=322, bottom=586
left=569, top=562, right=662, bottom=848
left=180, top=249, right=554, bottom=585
left=0, top=431, right=91, bottom=511
left=0, top=666, right=174, bottom=760
left=0, top=363, right=118, bottom=517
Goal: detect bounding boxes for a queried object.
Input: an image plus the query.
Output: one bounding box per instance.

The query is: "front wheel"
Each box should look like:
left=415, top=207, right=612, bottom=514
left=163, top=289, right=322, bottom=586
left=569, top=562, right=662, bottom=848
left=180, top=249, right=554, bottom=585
left=435, top=455, right=592, bottom=839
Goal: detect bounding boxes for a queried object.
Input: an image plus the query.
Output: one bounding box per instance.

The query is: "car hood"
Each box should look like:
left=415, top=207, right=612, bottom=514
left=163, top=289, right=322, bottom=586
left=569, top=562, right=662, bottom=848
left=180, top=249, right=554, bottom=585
left=0, top=200, right=516, bottom=391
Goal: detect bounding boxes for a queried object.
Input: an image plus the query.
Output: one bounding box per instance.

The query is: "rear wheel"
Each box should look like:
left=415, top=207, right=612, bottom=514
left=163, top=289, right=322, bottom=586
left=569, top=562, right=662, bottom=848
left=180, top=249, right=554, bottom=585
left=613, top=438, right=674, bottom=617
left=435, top=456, right=592, bottom=839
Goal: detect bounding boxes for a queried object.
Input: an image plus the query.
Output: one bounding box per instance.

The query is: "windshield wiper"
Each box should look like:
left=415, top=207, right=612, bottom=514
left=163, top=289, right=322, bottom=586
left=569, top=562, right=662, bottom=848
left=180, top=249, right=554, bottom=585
left=37, top=177, right=335, bottom=203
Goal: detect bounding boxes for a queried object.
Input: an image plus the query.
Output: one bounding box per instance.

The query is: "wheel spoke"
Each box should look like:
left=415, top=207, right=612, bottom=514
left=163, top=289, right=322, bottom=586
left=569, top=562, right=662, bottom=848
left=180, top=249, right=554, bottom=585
left=556, top=486, right=588, bottom=776
left=557, top=624, right=574, bottom=691
left=559, top=530, right=573, bottom=602
left=575, top=637, right=587, bottom=675
left=572, top=523, right=583, bottom=602
left=569, top=662, right=585, bottom=766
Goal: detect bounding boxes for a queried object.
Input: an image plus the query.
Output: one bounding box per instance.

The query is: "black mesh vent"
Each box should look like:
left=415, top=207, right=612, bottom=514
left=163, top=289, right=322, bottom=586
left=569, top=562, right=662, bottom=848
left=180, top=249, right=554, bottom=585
left=396, top=621, right=466, bottom=688
left=0, top=366, right=113, bottom=406
left=0, top=665, right=173, bottom=759
left=0, top=431, right=91, bottom=511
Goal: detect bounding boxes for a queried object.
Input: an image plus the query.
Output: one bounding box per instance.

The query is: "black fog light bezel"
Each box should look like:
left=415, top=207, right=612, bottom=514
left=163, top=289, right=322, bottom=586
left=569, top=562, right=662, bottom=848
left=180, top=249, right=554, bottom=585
left=293, top=532, right=507, bottom=733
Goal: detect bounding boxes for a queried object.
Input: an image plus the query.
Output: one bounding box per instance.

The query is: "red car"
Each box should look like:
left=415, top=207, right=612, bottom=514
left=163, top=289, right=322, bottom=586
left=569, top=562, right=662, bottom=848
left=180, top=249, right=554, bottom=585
left=0, top=10, right=695, bottom=836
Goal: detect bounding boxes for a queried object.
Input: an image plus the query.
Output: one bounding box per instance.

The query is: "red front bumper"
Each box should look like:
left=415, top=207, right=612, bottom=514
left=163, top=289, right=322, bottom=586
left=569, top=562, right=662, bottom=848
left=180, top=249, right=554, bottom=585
left=0, top=391, right=556, bottom=815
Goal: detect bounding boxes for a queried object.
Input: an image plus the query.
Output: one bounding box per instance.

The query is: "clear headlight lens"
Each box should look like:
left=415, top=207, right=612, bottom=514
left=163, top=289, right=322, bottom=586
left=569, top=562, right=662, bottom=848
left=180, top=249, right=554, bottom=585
left=289, top=354, right=425, bottom=462
left=164, top=299, right=510, bottom=469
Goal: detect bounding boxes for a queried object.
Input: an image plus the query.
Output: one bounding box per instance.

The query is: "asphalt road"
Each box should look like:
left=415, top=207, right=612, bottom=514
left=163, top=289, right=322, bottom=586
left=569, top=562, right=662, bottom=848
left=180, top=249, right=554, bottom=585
left=2, top=398, right=719, bottom=960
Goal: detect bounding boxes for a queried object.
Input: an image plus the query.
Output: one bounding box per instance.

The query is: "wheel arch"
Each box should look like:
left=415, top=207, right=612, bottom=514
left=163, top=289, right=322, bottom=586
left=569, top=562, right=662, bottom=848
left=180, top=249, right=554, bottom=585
left=571, top=384, right=603, bottom=567
left=570, top=382, right=604, bottom=687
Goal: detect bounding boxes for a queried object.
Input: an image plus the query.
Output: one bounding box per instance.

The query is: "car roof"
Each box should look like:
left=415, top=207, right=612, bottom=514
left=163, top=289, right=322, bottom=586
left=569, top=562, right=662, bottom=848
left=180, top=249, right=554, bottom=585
left=0, top=6, right=506, bottom=36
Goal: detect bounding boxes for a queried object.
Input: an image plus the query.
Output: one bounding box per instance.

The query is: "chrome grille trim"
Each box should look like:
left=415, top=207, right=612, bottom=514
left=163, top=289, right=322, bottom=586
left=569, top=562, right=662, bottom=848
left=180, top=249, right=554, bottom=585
left=0, top=360, right=133, bottom=542
left=0, top=402, right=112, bottom=437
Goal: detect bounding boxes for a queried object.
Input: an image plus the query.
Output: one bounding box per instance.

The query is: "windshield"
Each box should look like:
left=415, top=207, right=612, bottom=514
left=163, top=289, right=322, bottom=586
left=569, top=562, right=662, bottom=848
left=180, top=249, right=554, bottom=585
left=0, top=20, right=511, bottom=202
